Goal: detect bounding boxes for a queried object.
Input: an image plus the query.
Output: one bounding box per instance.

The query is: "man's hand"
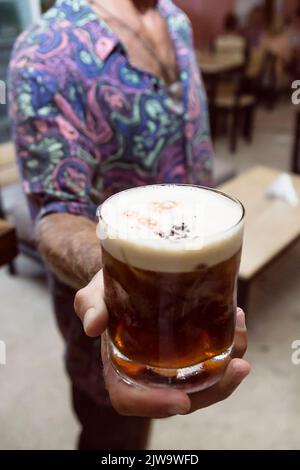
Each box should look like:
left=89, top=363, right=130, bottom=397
left=74, top=270, right=250, bottom=418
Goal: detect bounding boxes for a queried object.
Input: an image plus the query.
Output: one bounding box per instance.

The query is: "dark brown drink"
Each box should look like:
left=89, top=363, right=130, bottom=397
left=97, top=185, right=244, bottom=392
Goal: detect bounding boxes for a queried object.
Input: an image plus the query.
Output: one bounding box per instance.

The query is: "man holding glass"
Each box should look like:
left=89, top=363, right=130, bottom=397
left=9, top=0, right=250, bottom=449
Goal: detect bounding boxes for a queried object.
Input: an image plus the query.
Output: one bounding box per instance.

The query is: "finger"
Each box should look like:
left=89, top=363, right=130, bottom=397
left=189, top=358, right=251, bottom=412
left=101, top=336, right=191, bottom=418
left=214, top=358, right=251, bottom=402
left=232, top=308, right=248, bottom=359
left=74, top=270, right=108, bottom=337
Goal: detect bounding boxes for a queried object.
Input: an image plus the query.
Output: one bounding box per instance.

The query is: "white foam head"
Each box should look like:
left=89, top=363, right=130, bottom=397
left=97, top=185, right=244, bottom=272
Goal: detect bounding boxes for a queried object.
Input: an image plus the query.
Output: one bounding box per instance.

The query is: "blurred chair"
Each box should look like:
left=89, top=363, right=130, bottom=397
left=211, top=65, right=257, bottom=153
left=248, top=46, right=265, bottom=72
left=245, top=48, right=285, bottom=109
left=245, top=46, right=266, bottom=89
left=0, top=142, right=43, bottom=270
left=291, top=110, right=300, bottom=175
left=253, top=50, right=277, bottom=109
left=214, top=35, right=247, bottom=64
left=0, top=141, right=19, bottom=274
left=0, top=218, right=18, bottom=271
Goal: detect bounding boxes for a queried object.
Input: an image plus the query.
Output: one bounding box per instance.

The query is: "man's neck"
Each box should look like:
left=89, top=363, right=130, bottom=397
left=91, top=0, right=158, bottom=15
left=133, top=0, right=158, bottom=11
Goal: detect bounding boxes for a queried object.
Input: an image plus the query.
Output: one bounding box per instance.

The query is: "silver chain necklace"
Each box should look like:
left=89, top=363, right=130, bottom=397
left=87, top=0, right=183, bottom=106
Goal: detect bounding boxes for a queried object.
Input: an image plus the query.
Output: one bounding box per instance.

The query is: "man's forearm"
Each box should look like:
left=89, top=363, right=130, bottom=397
left=36, top=213, right=102, bottom=290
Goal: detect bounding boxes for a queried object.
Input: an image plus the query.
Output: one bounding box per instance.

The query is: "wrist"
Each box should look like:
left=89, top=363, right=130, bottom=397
left=36, top=213, right=102, bottom=289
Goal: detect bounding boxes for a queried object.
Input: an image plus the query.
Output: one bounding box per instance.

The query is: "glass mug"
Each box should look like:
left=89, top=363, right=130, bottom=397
left=97, top=185, right=244, bottom=393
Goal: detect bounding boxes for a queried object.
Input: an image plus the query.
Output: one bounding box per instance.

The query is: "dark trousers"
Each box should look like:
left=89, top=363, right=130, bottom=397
left=46, top=269, right=151, bottom=450
left=72, top=386, right=151, bottom=450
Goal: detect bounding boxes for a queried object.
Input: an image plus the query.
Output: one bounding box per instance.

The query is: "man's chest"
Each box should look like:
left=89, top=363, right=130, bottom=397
left=87, top=4, right=179, bottom=85
left=111, top=23, right=177, bottom=81
left=59, top=25, right=202, bottom=151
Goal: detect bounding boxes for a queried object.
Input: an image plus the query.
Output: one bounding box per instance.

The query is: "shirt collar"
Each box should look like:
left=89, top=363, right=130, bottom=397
left=55, top=0, right=176, bottom=62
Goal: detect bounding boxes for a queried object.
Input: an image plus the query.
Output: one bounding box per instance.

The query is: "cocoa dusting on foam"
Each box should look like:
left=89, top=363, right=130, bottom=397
left=157, top=222, right=192, bottom=241
left=151, top=200, right=179, bottom=212
left=123, top=211, right=159, bottom=231
left=123, top=203, right=195, bottom=241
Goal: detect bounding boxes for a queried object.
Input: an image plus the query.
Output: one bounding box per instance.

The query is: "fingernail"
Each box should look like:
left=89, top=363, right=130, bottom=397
left=236, top=309, right=246, bottom=329
left=168, top=404, right=190, bottom=416
left=83, top=307, right=96, bottom=332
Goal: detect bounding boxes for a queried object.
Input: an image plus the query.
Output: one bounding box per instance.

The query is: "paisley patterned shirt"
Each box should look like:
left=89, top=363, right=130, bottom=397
left=9, top=0, right=213, bottom=223
left=8, top=0, right=214, bottom=407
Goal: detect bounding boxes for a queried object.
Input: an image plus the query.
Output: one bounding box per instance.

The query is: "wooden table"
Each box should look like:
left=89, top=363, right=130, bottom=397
left=219, top=166, right=300, bottom=309
left=197, top=51, right=244, bottom=75
left=196, top=51, right=245, bottom=140
left=0, top=141, right=19, bottom=219
left=0, top=219, right=18, bottom=268
left=0, top=142, right=19, bottom=188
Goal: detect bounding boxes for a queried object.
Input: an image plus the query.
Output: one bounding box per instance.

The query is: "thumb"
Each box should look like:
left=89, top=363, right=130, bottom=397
left=74, top=270, right=108, bottom=337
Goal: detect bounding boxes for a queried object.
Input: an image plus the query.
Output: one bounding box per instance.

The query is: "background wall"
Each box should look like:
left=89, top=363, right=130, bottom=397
left=22, top=0, right=41, bottom=28
left=174, top=0, right=300, bottom=49
left=235, top=0, right=263, bottom=23
left=0, top=0, right=41, bottom=30
left=283, top=0, right=299, bottom=15
left=174, top=0, right=235, bottom=48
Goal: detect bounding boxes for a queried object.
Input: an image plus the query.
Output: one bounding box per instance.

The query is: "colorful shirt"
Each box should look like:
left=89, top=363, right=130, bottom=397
left=8, top=0, right=214, bottom=407
left=9, top=0, right=213, bottom=223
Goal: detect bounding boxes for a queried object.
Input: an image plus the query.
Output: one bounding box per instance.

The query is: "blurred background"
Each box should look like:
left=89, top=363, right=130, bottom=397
left=1, top=0, right=300, bottom=450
